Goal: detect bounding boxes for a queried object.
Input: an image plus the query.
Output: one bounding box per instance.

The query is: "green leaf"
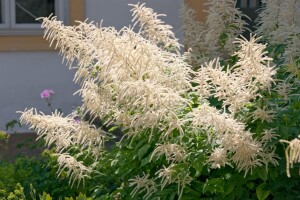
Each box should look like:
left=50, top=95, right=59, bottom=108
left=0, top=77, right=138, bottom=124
left=152, top=188, right=175, bottom=199
left=256, top=183, right=270, bottom=200
left=203, top=178, right=225, bottom=194
left=140, top=155, right=151, bottom=167
left=246, top=182, right=254, bottom=190
left=108, top=126, right=119, bottom=133
left=224, top=182, right=235, bottom=195
left=39, top=192, right=52, bottom=200
left=76, top=193, right=91, bottom=200
left=258, top=169, right=268, bottom=181
left=137, top=144, right=150, bottom=160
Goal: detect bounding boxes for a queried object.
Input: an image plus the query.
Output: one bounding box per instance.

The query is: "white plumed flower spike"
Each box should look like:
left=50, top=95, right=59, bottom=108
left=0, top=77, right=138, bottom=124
left=183, top=0, right=247, bottom=59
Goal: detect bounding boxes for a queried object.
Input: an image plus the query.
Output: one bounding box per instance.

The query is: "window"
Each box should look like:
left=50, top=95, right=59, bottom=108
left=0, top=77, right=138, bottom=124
left=237, top=0, right=260, bottom=9
left=236, top=0, right=262, bottom=36
left=236, top=0, right=261, bottom=20
left=0, top=0, right=66, bottom=34
left=0, top=0, right=85, bottom=51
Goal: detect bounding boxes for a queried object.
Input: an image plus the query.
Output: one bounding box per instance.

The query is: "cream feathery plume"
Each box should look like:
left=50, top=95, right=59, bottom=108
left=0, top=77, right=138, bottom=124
left=40, top=16, right=101, bottom=71
left=196, top=58, right=254, bottom=113
left=181, top=0, right=247, bottom=59
left=207, top=147, right=229, bottom=169
left=283, top=33, right=300, bottom=79
left=40, top=14, right=192, bottom=90
left=273, top=80, right=293, bottom=100
left=204, top=0, right=247, bottom=55
left=260, top=129, right=279, bottom=143
left=181, top=4, right=206, bottom=55
left=150, top=143, right=186, bottom=163
left=40, top=6, right=192, bottom=142
left=19, top=109, right=102, bottom=186
left=256, top=0, right=299, bottom=45
left=284, top=33, right=300, bottom=63
left=190, top=103, right=264, bottom=174
left=278, top=0, right=297, bottom=30
left=19, top=108, right=77, bottom=153
left=129, top=173, right=157, bottom=200
left=255, top=0, right=280, bottom=40
left=272, top=0, right=298, bottom=44
left=195, top=36, right=276, bottom=113
left=78, top=79, right=189, bottom=141
left=55, top=153, right=95, bottom=187
left=19, top=108, right=105, bottom=155
left=258, top=129, right=279, bottom=169
left=250, top=105, right=276, bottom=123
left=129, top=3, right=181, bottom=51
left=155, top=164, right=192, bottom=199
left=280, top=137, right=300, bottom=177
left=233, top=35, right=276, bottom=91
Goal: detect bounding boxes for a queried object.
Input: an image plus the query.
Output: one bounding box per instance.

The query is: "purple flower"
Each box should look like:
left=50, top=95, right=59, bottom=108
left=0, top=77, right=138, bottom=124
left=40, top=89, right=55, bottom=99
left=73, top=117, right=81, bottom=124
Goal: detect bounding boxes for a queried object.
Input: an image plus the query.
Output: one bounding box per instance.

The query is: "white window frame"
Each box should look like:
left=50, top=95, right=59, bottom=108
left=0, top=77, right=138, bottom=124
left=0, top=0, right=69, bottom=35
left=0, top=0, right=10, bottom=29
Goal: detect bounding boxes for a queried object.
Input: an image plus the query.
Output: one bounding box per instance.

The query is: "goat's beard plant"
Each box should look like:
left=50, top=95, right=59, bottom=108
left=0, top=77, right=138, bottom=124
left=19, top=2, right=280, bottom=199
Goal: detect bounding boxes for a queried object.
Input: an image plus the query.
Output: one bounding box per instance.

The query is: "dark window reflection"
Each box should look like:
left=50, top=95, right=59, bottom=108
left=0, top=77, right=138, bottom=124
left=15, top=0, right=55, bottom=24
left=236, top=0, right=262, bottom=37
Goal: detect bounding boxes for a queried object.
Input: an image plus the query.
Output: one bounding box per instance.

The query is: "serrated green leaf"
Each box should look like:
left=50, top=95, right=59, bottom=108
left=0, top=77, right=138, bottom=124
left=256, top=183, right=270, bottom=200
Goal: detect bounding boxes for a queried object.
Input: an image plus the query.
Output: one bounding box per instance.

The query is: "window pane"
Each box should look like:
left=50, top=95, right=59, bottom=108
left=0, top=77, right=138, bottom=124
left=15, top=0, right=55, bottom=24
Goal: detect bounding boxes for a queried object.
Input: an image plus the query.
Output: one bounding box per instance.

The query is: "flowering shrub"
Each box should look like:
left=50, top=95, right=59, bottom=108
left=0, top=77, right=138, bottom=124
left=18, top=1, right=300, bottom=199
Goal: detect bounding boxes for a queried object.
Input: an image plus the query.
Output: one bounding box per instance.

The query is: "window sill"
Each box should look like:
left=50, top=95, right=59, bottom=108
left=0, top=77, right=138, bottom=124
left=0, top=35, right=54, bottom=51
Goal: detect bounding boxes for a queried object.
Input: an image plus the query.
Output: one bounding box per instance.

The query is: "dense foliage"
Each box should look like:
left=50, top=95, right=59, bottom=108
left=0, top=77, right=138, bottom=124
left=0, top=150, right=96, bottom=199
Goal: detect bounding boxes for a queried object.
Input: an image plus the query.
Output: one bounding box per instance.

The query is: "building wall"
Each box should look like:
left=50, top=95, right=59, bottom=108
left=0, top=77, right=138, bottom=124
left=0, top=52, right=81, bottom=132
left=0, top=0, right=183, bottom=132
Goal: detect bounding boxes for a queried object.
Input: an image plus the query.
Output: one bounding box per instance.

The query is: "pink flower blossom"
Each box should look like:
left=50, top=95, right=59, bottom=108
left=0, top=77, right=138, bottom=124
left=40, top=89, right=55, bottom=99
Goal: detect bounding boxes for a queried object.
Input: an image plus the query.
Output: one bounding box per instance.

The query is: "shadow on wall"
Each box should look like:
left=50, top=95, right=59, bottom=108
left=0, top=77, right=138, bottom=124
left=0, top=133, right=44, bottom=161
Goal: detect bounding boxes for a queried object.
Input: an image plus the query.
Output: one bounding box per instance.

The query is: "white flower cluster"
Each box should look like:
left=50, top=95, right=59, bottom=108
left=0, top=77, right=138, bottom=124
left=19, top=108, right=103, bottom=185
left=129, top=173, right=157, bottom=200
left=256, top=0, right=300, bottom=44
left=280, top=138, right=300, bottom=177
left=181, top=4, right=206, bottom=60
left=255, top=0, right=281, bottom=43
left=256, top=0, right=300, bottom=76
left=183, top=0, right=247, bottom=59
left=196, top=36, right=276, bottom=113
left=257, top=1, right=300, bottom=178
left=130, top=3, right=181, bottom=51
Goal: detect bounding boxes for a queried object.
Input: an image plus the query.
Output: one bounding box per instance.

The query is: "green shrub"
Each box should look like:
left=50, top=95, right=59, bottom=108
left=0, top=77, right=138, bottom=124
left=0, top=150, right=95, bottom=199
